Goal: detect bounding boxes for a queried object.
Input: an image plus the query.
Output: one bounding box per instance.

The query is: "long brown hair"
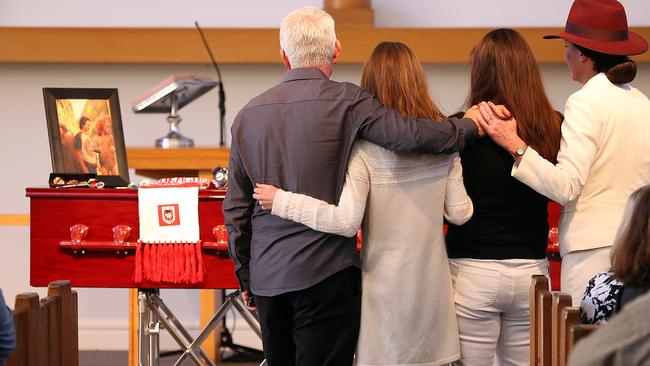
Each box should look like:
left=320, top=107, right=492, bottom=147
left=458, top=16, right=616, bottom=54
left=468, top=28, right=562, bottom=162
left=361, top=41, right=445, bottom=121
left=612, top=185, right=650, bottom=287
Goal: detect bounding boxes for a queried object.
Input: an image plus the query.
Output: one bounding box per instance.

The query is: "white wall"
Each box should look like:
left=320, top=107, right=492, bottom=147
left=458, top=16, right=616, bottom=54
left=1, top=0, right=650, bottom=351
left=0, top=0, right=648, bottom=28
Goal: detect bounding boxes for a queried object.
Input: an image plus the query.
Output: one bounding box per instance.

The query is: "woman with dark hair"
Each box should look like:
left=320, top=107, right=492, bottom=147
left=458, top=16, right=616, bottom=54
left=445, top=28, right=562, bottom=366
left=254, top=41, right=473, bottom=366
left=477, top=0, right=650, bottom=307
left=611, top=185, right=650, bottom=308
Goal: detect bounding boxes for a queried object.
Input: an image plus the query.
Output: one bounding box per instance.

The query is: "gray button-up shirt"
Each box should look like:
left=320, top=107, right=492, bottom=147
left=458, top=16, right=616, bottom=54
left=223, top=67, right=477, bottom=296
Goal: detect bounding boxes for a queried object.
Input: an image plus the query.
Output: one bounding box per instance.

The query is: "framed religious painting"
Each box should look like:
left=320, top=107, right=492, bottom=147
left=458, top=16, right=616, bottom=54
left=43, top=88, right=130, bottom=187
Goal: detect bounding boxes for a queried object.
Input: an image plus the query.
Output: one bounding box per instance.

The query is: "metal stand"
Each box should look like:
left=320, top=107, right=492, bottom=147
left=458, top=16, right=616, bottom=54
left=156, top=93, right=194, bottom=148
left=138, top=289, right=266, bottom=366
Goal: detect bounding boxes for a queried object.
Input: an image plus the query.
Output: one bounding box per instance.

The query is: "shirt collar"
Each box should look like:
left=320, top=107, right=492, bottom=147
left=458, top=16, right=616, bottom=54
left=583, top=73, right=613, bottom=88
left=282, top=67, right=329, bottom=83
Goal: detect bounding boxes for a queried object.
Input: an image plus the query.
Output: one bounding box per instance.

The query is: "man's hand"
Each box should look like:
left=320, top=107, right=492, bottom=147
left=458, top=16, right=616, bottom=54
left=253, top=183, right=279, bottom=211
left=241, top=290, right=257, bottom=312
left=476, top=101, right=526, bottom=157
left=463, top=105, right=485, bottom=137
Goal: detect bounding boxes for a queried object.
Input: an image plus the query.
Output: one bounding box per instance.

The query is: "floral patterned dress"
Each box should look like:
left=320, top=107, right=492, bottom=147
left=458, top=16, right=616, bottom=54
left=580, top=268, right=623, bottom=324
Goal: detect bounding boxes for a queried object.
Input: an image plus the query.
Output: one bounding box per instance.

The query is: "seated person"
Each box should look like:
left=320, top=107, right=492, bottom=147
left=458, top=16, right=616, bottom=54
left=580, top=184, right=650, bottom=324
left=0, top=289, right=16, bottom=363
left=569, top=291, right=650, bottom=366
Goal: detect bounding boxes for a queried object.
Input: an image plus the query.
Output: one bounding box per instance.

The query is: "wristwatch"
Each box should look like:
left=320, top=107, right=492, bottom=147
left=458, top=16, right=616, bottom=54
left=514, top=145, right=528, bottom=158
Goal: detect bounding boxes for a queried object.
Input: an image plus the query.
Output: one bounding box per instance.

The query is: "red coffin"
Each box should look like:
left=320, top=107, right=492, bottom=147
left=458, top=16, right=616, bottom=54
left=26, top=188, right=239, bottom=289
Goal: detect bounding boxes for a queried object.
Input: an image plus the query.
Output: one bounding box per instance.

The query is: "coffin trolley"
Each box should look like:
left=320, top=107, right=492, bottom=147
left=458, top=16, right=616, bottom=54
left=27, top=187, right=265, bottom=366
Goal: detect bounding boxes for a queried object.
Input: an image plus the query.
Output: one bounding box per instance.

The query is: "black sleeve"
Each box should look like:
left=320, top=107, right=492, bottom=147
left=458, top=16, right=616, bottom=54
left=222, top=124, right=255, bottom=292
left=352, top=89, right=478, bottom=154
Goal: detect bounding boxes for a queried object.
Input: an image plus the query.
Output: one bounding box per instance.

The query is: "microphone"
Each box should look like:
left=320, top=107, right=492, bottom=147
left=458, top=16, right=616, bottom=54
left=194, top=21, right=226, bottom=146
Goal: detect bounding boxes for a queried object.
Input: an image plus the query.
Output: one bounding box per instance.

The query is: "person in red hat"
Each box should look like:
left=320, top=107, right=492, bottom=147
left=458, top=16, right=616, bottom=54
left=475, top=0, right=650, bottom=306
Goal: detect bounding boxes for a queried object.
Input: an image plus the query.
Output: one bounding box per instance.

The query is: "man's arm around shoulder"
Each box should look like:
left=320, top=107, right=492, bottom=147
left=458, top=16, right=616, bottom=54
left=352, top=89, right=479, bottom=154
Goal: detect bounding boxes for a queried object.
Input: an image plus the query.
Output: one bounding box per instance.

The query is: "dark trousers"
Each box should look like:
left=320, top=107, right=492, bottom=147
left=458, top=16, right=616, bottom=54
left=254, top=266, right=361, bottom=366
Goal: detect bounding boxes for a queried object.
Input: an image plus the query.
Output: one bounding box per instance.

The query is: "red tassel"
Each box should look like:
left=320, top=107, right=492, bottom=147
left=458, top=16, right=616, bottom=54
left=189, top=243, right=195, bottom=283
left=184, top=243, right=192, bottom=282
left=157, top=243, right=168, bottom=282
left=172, top=244, right=180, bottom=283
left=189, top=242, right=197, bottom=283
left=134, top=241, right=205, bottom=285
left=143, top=243, right=151, bottom=282
left=149, top=243, right=156, bottom=282
left=179, top=243, right=186, bottom=283
left=163, top=244, right=171, bottom=283
left=178, top=243, right=187, bottom=283
left=152, top=244, right=161, bottom=283
left=168, top=243, right=175, bottom=282
left=158, top=244, right=165, bottom=283
left=172, top=244, right=179, bottom=282
left=195, top=243, right=204, bottom=283
left=168, top=244, right=175, bottom=282
left=147, top=243, right=154, bottom=282
left=134, top=241, right=143, bottom=284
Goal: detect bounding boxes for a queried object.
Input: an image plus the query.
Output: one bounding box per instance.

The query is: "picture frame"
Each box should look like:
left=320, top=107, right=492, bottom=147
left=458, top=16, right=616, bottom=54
left=43, top=88, right=130, bottom=187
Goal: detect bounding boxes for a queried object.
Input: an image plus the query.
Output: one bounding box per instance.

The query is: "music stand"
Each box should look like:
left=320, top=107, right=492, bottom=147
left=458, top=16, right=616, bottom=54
left=132, top=75, right=218, bottom=148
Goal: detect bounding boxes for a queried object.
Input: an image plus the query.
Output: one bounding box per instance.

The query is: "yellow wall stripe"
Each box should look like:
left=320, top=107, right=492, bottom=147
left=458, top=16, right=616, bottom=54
left=0, top=215, right=30, bottom=226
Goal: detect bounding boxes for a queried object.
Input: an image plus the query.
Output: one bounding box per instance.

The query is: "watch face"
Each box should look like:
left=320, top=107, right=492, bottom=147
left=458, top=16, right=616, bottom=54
left=516, top=146, right=526, bottom=156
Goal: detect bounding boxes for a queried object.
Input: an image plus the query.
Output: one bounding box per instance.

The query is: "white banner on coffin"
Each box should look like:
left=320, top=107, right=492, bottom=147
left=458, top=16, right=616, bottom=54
left=138, top=185, right=200, bottom=243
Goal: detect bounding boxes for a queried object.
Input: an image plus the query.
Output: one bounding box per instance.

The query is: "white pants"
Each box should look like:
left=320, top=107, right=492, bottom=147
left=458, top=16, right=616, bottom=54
left=449, top=258, right=549, bottom=366
left=561, top=247, right=611, bottom=306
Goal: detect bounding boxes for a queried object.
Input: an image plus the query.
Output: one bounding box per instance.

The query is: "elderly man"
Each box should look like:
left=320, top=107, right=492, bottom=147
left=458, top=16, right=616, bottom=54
left=223, top=6, right=480, bottom=365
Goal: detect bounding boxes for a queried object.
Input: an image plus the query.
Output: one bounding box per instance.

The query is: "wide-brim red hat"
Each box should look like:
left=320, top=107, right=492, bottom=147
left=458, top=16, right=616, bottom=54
left=544, top=0, right=648, bottom=56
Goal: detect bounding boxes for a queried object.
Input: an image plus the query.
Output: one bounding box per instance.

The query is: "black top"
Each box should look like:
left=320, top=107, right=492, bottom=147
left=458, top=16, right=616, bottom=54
left=617, top=284, right=650, bottom=312
left=223, top=67, right=478, bottom=295
left=446, top=128, right=549, bottom=259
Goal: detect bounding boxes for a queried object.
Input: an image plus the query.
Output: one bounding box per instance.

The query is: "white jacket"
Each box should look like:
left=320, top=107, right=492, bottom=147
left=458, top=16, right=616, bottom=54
left=512, top=73, right=650, bottom=256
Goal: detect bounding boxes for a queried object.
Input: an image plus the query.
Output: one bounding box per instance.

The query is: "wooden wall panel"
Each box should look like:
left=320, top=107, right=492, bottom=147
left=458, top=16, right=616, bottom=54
left=2, top=27, right=648, bottom=64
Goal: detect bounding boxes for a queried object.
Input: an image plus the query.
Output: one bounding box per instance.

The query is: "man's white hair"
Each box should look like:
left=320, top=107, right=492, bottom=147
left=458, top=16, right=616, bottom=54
left=280, top=7, right=337, bottom=68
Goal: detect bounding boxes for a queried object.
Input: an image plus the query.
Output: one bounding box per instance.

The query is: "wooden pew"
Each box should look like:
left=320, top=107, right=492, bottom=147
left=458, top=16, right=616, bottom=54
left=40, top=295, right=61, bottom=366
left=47, top=280, right=78, bottom=366
left=530, top=275, right=550, bottom=366
left=561, top=307, right=598, bottom=366
left=6, top=293, right=45, bottom=366
left=551, top=293, right=572, bottom=366
left=537, top=290, right=552, bottom=366
left=531, top=276, right=603, bottom=366
left=6, top=280, right=78, bottom=366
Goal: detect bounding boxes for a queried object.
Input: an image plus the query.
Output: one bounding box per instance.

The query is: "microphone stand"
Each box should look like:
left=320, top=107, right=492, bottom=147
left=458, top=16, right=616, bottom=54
left=195, top=21, right=226, bottom=146
left=189, top=23, right=262, bottom=362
